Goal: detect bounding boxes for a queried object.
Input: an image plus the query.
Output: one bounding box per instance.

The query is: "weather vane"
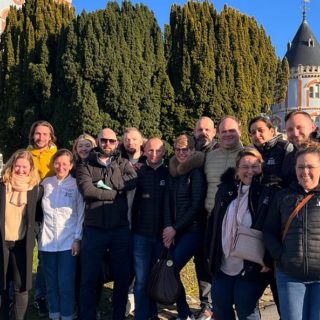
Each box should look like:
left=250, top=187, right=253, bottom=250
left=302, top=0, right=310, bottom=21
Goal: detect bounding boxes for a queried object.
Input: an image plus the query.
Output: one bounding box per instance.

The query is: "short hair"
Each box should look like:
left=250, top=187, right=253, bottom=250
left=2, top=149, right=40, bottom=186
left=217, top=116, right=241, bottom=133
left=123, top=127, right=143, bottom=139
left=248, top=116, right=274, bottom=133
left=235, top=147, right=263, bottom=168
left=174, top=134, right=195, bottom=150
left=53, top=149, right=74, bottom=163
left=295, top=141, right=320, bottom=163
left=195, top=116, right=215, bottom=128
left=285, top=111, right=313, bottom=123
left=72, top=133, right=97, bottom=161
left=28, top=120, right=56, bottom=146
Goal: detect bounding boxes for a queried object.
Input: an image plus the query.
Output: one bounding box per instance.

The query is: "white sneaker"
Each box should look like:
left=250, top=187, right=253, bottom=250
left=125, top=293, right=135, bottom=317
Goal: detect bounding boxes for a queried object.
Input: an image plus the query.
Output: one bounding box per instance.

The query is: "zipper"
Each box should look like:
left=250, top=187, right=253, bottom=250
left=303, top=202, right=308, bottom=277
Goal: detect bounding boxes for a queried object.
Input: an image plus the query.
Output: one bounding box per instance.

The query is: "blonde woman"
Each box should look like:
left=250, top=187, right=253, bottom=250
left=0, top=150, right=40, bottom=320
left=72, top=133, right=97, bottom=163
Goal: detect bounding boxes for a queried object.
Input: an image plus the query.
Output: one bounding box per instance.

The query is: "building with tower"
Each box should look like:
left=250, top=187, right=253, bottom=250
left=271, top=2, right=320, bottom=131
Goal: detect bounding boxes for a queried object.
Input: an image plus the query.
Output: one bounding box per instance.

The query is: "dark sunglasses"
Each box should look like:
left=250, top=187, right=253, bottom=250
left=100, top=138, right=117, bottom=145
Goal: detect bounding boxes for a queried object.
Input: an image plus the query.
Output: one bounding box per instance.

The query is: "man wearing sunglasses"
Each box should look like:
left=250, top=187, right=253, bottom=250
left=76, top=128, right=137, bottom=320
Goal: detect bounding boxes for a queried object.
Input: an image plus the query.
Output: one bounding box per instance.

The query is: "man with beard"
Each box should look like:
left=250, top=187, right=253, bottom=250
left=282, top=111, right=317, bottom=186
left=28, top=120, right=58, bottom=317
left=193, top=116, right=217, bottom=320
left=194, top=116, right=218, bottom=153
left=76, top=128, right=137, bottom=320
left=121, top=127, right=146, bottom=168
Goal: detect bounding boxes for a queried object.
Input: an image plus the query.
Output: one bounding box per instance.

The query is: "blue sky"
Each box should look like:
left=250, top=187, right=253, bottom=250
left=72, top=0, right=320, bottom=58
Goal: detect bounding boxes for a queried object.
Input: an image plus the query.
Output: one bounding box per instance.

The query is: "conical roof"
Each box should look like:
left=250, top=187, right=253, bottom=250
left=285, top=18, right=320, bottom=67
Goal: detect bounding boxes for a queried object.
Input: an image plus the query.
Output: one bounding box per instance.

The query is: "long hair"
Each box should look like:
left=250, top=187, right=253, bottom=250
left=2, top=149, right=40, bottom=186
left=72, top=133, right=96, bottom=161
left=28, top=120, right=56, bottom=147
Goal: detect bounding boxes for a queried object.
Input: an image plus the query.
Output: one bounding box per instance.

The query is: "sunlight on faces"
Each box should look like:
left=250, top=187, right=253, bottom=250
left=54, top=155, right=73, bottom=180
left=124, top=130, right=143, bottom=155
left=14, top=158, right=31, bottom=177
left=33, top=125, right=52, bottom=150
left=194, top=117, right=216, bottom=145
left=219, top=118, right=241, bottom=149
left=285, top=114, right=316, bottom=148
left=174, top=135, right=194, bottom=164
left=296, top=153, right=320, bottom=191
left=250, top=120, right=275, bottom=147
left=237, top=155, right=262, bottom=185
left=98, top=129, right=118, bottom=156
left=144, top=138, right=165, bottom=167
left=76, top=139, right=94, bottom=160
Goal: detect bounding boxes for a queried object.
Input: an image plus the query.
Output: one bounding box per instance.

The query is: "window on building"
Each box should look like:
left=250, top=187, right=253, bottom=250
left=310, top=86, right=314, bottom=98
left=309, top=84, right=320, bottom=99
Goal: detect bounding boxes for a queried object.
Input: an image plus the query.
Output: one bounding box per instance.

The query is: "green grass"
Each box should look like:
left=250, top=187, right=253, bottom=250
left=27, top=247, right=198, bottom=319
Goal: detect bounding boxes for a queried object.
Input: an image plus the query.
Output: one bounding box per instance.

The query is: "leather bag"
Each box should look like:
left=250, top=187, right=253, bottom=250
left=230, top=225, right=265, bottom=266
left=147, top=248, right=182, bottom=305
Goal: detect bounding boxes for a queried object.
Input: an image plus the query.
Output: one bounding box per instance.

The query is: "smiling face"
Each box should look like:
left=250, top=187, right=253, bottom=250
left=219, top=118, right=241, bottom=149
left=33, top=125, right=52, bottom=151
left=250, top=120, right=275, bottom=147
left=236, top=155, right=262, bottom=185
left=14, top=158, right=31, bottom=177
left=285, top=114, right=316, bottom=148
left=296, top=152, right=320, bottom=191
left=54, top=155, right=73, bottom=180
left=76, top=139, right=94, bottom=160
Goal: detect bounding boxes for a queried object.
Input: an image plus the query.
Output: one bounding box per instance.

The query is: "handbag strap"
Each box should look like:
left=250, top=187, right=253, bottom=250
left=282, top=193, right=314, bottom=242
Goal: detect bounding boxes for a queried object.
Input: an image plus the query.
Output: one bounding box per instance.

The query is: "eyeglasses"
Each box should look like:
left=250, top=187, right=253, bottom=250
left=174, top=147, right=189, bottom=154
left=238, top=164, right=261, bottom=170
left=100, top=138, right=117, bottom=145
left=296, top=165, right=320, bottom=171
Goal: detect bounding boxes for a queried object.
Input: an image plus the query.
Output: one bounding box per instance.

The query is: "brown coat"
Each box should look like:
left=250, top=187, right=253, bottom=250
left=0, top=182, right=41, bottom=290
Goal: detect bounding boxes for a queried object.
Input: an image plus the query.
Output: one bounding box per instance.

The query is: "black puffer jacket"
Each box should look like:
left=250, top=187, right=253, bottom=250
left=163, top=152, right=206, bottom=234
left=264, top=182, right=320, bottom=281
left=131, top=162, right=168, bottom=237
left=254, top=134, right=293, bottom=183
left=76, top=149, right=137, bottom=229
left=280, top=148, right=297, bottom=187
left=206, top=168, right=278, bottom=280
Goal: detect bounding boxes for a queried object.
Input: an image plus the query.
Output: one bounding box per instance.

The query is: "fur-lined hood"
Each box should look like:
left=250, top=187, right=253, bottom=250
left=169, top=151, right=205, bottom=177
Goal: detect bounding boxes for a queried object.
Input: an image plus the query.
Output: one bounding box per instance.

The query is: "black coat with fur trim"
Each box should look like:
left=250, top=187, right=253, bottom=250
left=206, top=168, right=279, bottom=280
left=163, top=151, right=206, bottom=234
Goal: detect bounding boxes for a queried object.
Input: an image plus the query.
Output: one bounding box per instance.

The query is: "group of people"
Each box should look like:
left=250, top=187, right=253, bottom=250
left=0, top=111, right=319, bottom=320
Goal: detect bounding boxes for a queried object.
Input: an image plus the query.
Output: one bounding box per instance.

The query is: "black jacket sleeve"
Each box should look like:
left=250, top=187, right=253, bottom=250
left=263, top=190, right=283, bottom=261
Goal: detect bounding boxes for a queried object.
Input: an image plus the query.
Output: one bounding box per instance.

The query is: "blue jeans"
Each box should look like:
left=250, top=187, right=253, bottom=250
left=133, top=234, right=163, bottom=320
left=80, top=226, right=132, bottom=320
left=172, top=232, right=202, bottom=318
left=211, top=271, right=268, bottom=320
left=276, top=269, right=320, bottom=320
left=41, top=250, right=76, bottom=320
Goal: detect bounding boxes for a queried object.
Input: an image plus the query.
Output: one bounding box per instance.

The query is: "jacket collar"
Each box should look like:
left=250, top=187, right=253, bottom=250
left=169, top=151, right=204, bottom=177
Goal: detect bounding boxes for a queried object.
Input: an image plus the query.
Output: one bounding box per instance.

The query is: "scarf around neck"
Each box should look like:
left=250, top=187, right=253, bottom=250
left=221, top=183, right=250, bottom=257
left=7, top=173, right=32, bottom=206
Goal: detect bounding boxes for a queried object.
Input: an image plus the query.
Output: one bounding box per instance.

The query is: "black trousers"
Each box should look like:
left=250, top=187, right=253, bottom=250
left=0, top=239, right=29, bottom=320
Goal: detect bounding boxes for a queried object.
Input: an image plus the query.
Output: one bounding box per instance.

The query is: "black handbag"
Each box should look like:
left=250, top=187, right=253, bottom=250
left=147, top=248, right=182, bottom=305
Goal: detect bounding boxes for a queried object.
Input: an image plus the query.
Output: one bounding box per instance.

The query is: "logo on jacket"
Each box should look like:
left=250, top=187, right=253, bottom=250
left=160, top=180, right=166, bottom=186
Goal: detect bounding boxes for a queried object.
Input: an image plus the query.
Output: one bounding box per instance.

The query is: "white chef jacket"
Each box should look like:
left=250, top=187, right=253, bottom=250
left=39, top=175, right=85, bottom=252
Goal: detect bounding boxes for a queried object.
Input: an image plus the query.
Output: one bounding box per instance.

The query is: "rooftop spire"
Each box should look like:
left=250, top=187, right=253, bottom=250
left=302, top=0, right=310, bottom=22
